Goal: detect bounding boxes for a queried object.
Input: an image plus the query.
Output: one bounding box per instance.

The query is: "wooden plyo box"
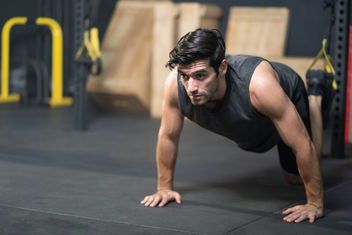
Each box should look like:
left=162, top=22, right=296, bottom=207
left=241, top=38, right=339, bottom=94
left=150, top=3, right=179, bottom=117
left=178, top=3, right=222, bottom=39
left=267, top=56, right=324, bottom=86
left=87, top=1, right=157, bottom=112
left=225, top=7, right=290, bottom=57
left=225, top=6, right=322, bottom=86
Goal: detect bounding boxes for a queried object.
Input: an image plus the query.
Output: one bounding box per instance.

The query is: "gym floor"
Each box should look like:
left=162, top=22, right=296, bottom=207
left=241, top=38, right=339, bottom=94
left=0, top=104, right=352, bottom=234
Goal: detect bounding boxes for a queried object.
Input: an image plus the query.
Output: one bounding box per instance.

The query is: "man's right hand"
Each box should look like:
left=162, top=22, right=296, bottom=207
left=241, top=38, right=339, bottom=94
left=140, top=189, right=182, bottom=207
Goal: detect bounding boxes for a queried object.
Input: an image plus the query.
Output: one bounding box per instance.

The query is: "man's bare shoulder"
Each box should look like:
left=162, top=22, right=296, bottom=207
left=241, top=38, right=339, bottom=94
left=249, top=60, right=288, bottom=117
left=165, top=69, right=178, bottom=88
left=250, top=61, right=279, bottom=88
left=164, top=70, right=179, bottom=107
left=249, top=61, right=281, bottom=98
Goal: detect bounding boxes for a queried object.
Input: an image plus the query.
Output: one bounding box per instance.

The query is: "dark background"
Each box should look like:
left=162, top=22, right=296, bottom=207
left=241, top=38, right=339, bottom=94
left=0, top=0, right=339, bottom=97
left=173, top=0, right=334, bottom=56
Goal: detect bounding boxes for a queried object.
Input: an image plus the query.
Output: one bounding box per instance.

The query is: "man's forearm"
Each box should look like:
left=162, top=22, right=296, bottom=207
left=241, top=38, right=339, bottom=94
left=156, top=135, right=179, bottom=190
left=296, top=142, right=324, bottom=207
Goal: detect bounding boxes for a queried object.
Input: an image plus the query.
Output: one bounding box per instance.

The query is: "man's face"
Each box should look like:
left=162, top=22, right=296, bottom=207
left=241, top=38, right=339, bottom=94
left=178, top=59, right=219, bottom=106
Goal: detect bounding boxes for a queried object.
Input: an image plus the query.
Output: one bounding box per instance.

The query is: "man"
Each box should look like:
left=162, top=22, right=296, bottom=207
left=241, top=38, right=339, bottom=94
left=141, top=28, right=329, bottom=223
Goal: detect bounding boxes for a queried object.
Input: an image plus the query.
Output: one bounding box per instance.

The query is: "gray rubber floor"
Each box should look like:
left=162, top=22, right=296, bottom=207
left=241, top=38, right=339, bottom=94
left=0, top=104, right=352, bottom=234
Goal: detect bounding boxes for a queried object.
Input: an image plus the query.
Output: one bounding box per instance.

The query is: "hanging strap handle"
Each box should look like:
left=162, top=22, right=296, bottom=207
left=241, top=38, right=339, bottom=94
left=307, top=38, right=335, bottom=75
left=307, top=38, right=337, bottom=90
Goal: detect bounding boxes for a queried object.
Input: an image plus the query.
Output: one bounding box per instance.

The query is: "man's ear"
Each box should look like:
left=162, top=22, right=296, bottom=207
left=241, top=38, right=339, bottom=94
left=219, top=59, right=228, bottom=76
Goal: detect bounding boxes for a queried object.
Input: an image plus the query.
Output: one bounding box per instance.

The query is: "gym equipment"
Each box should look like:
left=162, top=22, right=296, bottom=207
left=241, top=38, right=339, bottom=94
left=36, top=17, right=73, bottom=107
left=10, top=59, right=48, bottom=104
left=73, top=0, right=102, bottom=131
left=178, top=3, right=222, bottom=39
left=225, top=7, right=323, bottom=83
left=0, top=17, right=27, bottom=103
left=225, top=7, right=290, bottom=57
left=75, top=25, right=102, bottom=75
left=0, top=16, right=73, bottom=107
left=306, top=40, right=336, bottom=128
left=86, top=1, right=161, bottom=115
left=330, top=0, right=350, bottom=158
left=345, top=10, right=352, bottom=143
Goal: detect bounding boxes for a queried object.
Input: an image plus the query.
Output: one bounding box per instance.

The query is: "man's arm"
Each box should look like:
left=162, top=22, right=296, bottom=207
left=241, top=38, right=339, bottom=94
left=141, top=70, right=184, bottom=207
left=250, top=61, right=324, bottom=223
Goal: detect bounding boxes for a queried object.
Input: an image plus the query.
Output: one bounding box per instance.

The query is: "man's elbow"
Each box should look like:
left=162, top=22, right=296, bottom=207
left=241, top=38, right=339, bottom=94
left=158, top=128, right=180, bottom=144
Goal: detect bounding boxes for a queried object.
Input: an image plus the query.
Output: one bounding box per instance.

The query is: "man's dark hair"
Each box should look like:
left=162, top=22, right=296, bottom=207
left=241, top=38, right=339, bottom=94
left=166, top=28, right=226, bottom=75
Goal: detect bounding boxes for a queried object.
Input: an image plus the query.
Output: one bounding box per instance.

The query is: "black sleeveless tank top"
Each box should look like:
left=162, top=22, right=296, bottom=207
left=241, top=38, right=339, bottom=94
left=177, top=54, right=302, bottom=153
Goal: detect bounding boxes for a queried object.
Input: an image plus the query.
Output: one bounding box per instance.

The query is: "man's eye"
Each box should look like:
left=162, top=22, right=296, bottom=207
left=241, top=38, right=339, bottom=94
left=196, top=74, right=205, bottom=80
left=181, top=75, right=189, bottom=81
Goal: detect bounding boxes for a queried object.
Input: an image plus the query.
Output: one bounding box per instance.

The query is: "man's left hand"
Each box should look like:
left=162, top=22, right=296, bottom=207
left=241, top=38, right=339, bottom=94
left=282, top=203, right=323, bottom=223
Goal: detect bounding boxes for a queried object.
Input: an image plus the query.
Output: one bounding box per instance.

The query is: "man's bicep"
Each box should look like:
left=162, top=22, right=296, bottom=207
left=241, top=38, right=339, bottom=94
left=271, top=101, right=310, bottom=150
left=250, top=74, right=310, bottom=150
left=259, top=86, right=310, bottom=150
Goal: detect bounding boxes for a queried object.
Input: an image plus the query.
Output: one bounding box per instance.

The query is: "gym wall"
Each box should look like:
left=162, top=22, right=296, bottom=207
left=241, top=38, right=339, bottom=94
left=0, top=0, right=332, bottom=96
left=173, top=0, right=333, bottom=57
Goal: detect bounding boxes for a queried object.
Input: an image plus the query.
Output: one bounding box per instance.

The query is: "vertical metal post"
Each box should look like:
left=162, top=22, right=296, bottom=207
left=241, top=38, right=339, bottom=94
left=63, top=0, right=72, bottom=94
left=35, top=0, right=44, bottom=101
left=0, top=17, right=27, bottom=103
left=331, top=0, right=350, bottom=158
left=43, top=0, right=52, bottom=87
left=36, top=17, right=73, bottom=107
left=74, top=0, right=86, bottom=130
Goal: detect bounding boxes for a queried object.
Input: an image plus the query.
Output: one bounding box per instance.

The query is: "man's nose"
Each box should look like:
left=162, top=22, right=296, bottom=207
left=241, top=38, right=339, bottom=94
left=187, top=78, right=198, bottom=93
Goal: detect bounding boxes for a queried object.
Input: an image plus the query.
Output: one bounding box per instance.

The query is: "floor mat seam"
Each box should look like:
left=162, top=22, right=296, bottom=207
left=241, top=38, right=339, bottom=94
left=223, top=179, right=352, bottom=234
left=0, top=203, right=203, bottom=235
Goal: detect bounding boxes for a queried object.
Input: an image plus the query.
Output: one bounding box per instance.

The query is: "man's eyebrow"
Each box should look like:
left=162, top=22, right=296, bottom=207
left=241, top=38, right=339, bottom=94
left=193, top=69, right=208, bottom=74
left=177, top=69, right=208, bottom=76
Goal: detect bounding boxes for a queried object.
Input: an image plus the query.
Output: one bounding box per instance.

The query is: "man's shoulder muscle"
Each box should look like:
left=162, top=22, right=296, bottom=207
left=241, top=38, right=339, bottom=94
left=164, top=70, right=179, bottom=108
left=249, top=61, right=288, bottom=118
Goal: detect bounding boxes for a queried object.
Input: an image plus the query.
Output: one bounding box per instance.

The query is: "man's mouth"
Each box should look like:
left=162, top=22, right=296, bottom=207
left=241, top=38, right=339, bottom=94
left=192, top=95, right=202, bottom=101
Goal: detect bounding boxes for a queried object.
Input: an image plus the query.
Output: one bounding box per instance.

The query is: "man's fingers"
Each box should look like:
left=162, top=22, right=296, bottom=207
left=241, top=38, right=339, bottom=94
left=294, top=214, right=307, bottom=223
left=283, top=210, right=301, bottom=222
left=282, top=204, right=322, bottom=223
left=308, top=214, right=316, bottom=223
left=141, top=190, right=182, bottom=208
left=150, top=195, right=161, bottom=207
left=159, top=191, right=180, bottom=207
left=144, top=196, right=156, bottom=207
left=284, top=214, right=296, bottom=223
left=158, top=197, right=169, bottom=207
left=282, top=206, right=298, bottom=215
left=174, top=192, right=182, bottom=204
left=140, top=196, right=149, bottom=204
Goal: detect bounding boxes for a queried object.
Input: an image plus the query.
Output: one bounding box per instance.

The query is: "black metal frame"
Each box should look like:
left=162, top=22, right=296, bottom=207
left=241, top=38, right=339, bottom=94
left=73, top=0, right=87, bottom=131
left=331, top=0, right=350, bottom=158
